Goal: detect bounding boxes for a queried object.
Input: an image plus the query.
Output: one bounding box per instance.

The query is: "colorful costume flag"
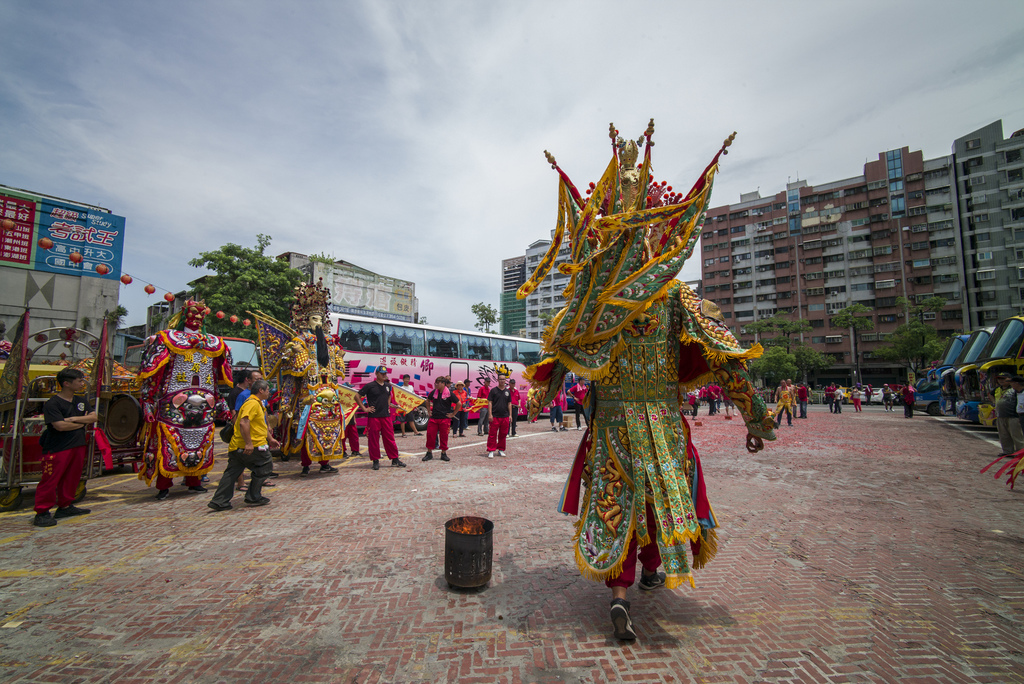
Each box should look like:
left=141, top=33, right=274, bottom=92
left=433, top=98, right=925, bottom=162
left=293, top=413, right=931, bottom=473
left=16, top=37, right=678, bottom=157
left=521, top=121, right=775, bottom=590
left=392, top=384, right=427, bottom=415
left=0, top=309, right=29, bottom=404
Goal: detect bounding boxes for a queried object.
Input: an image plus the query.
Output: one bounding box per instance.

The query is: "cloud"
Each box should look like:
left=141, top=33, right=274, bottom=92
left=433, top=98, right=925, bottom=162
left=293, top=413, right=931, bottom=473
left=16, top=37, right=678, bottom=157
left=1, top=0, right=1022, bottom=332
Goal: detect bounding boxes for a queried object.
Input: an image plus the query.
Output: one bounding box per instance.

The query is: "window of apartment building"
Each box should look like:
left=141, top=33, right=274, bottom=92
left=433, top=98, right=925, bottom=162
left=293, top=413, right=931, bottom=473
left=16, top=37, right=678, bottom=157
left=754, top=249, right=775, bottom=259
left=875, top=296, right=897, bottom=307
left=777, top=291, right=792, bottom=299
left=909, top=191, right=924, bottom=200
left=733, top=281, right=752, bottom=291
left=704, top=258, right=715, bottom=266
left=910, top=223, right=928, bottom=233
left=756, top=278, right=776, bottom=287
left=805, top=287, right=825, bottom=296
left=777, top=275, right=791, bottom=284
left=875, top=279, right=897, bottom=289
left=868, top=180, right=887, bottom=190
left=848, top=234, right=872, bottom=244
left=736, top=310, right=754, bottom=318
left=965, top=138, right=982, bottom=150
left=941, top=310, right=963, bottom=320
left=851, top=283, right=874, bottom=291
left=734, top=295, right=754, bottom=303
left=808, top=303, right=824, bottom=311
left=908, top=206, right=928, bottom=217
left=733, top=267, right=752, bottom=276
left=811, top=336, right=826, bottom=344
left=776, top=245, right=789, bottom=253
left=755, top=264, right=775, bottom=273
left=723, top=312, right=732, bottom=319
left=733, top=254, right=751, bottom=263
left=1011, top=208, right=1024, bottom=221
left=1004, top=149, right=1022, bottom=163
left=823, top=254, right=845, bottom=265
left=930, top=238, right=956, bottom=249
left=754, top=235, right=773, bottom=244
left=976, top=270, right=996, bottom=282
left=804, top=272, right=823, bottom=281
left=802, top=240, right=822, bottom=251
left=873, top=245, right=893, bottom=256
left=850, top=249, right=871, bottom=260
left=824, top=270, right=846, bottom=279
left=775, top=261, right=792, bottom=270
left=719, top=256, right=730, bottom=263
left=703, top=243, right=715, bottom=253
left=886, top=149, right=904, bottom=179
left=717, top=228, right=729, bottom=236
left=732, top=238, right=751, bottom=248
left=805, top=256, right=822, bottom=265
left=825, top=335, right=844, bottom=344
left=809, top=319, right=825, bottom=328
left=889, top=180, right=904, bottom=192
left=891, top=197, right=906, bottom=217
left=912, top=259, right=930, bottom=268
left=825, top=286, right=847, bottom=296
left=977, top=251, right=994, bottom=263
left=911, top=241, right=929, bottom=250
left=877, top=314, right=898, bottom=323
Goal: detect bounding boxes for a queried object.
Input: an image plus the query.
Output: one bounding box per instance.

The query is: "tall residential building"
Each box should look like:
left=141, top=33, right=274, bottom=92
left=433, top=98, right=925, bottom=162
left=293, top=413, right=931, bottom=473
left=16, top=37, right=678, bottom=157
left=500, top=256, right=526, bottom=337
left=701, top=146, right=967, bottom=386
left=952, top=120, right=1024, bottom=328
left=522, top=233, right=572, bottom=338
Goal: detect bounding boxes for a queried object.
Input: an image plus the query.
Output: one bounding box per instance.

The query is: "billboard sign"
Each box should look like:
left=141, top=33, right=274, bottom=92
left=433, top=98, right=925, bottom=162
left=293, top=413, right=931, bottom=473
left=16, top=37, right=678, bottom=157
left=0, top=187, right=126, bottom=280
left=324, top=262, right=416, bottom=323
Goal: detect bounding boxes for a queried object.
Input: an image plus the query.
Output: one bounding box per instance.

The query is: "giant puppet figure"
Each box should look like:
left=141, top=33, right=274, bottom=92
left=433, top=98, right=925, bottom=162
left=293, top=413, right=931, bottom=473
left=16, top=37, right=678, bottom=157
left=519, top=121, right=776, bottom=640
left=251, top=278, right=348, bottom=474
left=138, top=299, right=232, bottom=500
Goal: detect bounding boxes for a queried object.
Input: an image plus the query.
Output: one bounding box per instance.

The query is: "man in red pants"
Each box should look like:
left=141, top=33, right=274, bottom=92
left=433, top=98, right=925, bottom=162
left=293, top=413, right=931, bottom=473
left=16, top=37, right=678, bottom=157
left=486, top=366, right=513, bottom=458
left=358, top=366, right=406, bottom=470
left=422, top=376, right=458, bottom=462
left=33, top=368, right=97, bottom=527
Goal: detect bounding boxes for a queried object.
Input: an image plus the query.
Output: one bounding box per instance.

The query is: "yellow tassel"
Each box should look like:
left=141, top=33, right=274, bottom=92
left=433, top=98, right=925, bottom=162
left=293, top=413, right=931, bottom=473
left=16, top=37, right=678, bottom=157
left=692, top=528, right=719, bottom=570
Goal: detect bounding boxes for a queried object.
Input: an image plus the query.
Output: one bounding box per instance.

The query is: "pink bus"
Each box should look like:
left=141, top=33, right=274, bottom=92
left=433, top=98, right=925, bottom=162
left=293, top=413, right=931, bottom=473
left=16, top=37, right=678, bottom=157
left=333, top=313, right=542, bottom=431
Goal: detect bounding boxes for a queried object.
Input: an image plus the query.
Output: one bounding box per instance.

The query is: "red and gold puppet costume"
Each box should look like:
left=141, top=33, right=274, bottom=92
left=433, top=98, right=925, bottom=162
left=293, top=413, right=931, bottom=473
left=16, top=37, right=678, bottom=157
left=137, top=300, right=232, bottom=494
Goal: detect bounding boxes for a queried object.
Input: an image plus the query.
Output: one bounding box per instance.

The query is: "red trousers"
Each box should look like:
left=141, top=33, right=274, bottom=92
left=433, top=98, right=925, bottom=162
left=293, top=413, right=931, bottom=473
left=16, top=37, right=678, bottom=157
left=365, top=416, right=399, bottom=461
left=156, top=474, right=201, bottom=489
left=35, top=445, right=86, bottom=514
left=345, top=422, right=360, bottom=453
left=426, top=418, right=449, bottom=452
left=487, top=416, right=510, bottom=452
left=606, top=502, right=663, bottom=588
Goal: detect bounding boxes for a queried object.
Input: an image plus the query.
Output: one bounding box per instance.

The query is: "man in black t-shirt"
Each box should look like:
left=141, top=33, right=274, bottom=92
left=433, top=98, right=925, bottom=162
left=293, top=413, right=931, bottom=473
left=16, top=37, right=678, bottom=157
left=33, top=368, right=97, bottom=527
left=358, top=367, right=405, bottom=470
left=486, top=368, right=513, bottom=458
left=422, top=376, right=459, bottom=462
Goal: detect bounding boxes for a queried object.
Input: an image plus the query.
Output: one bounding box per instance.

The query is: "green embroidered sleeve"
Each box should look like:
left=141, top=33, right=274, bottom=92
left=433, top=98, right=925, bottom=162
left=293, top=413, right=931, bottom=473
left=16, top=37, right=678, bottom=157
left=714, top=364, right=776, bottom=441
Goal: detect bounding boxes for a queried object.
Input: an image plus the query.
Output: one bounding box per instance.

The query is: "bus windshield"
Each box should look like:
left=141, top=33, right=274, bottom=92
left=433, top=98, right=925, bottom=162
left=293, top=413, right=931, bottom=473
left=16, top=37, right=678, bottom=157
left=225, top=338, right=260, bottom=369
left=940, top=337, right=966, bottom=366
left=979, top=319, right=1024, bottom=362
left=957, top=331, right=991, bottom=365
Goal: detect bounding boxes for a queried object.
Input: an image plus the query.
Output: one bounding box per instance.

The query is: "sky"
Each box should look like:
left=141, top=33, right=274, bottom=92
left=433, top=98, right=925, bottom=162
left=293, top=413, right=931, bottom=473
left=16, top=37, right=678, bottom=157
left=2, top=0, right=1023, bottom=332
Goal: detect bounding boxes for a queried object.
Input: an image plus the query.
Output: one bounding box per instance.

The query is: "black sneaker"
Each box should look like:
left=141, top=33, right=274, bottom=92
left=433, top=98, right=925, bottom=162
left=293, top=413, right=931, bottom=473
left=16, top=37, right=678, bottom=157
left=638, top=570, right=666, bottom=591
left=301, top=466, right=310, bottom=476
left=391, top=459, right=407, bottom=468
left=266, top=472, right=280, bottom=478
left=244, top=496, right=271, bottom=506
left=33, top=512, right=57, bottom=527
left=610, top=598, right=636, bottom=640
left=207, top=501, right=233, bottom=511
left=54, top=505, right=91, bottom=519
left=440, top=453, right=450, bottom=462
left=319, top=465, right=338, bottom=473
left=155, top=489, right=170, bottom=500
left=422, top=452, right=433, bottom=462
left=372, top=460, right=380, bottom=470
left=188, top=486, right=208, bottom=493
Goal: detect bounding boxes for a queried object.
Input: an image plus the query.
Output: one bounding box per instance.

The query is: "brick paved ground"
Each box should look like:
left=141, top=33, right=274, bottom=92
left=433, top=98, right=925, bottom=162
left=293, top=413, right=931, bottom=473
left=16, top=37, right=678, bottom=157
left=1, top=405, right=1022, bottom=683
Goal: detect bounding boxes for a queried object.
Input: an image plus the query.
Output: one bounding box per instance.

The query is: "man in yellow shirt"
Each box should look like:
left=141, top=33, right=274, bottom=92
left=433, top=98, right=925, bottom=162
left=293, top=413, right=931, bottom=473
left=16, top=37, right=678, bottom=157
left=209, top=380, right=280, bottom=510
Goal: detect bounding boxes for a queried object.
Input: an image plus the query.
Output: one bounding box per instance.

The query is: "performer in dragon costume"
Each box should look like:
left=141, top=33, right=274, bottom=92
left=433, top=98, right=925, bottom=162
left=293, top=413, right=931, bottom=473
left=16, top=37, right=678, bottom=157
left=251, top=278, right=348, bottom=474
left=137, top=299, right=232, bottom=500
left=520, top=120, right=776, bottom=641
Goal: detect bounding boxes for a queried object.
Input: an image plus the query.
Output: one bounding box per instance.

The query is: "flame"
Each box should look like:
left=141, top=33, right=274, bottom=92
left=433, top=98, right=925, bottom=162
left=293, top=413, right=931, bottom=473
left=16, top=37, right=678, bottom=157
left=447, top=517, right=486, bottom=535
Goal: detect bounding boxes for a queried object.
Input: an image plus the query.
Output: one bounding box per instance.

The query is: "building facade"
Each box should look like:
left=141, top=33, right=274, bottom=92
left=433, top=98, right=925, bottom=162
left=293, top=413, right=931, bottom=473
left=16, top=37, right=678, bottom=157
left=499, top=256, right=526, bottom=337
left=701, top=146, right=967, bottom=386
left=952, top=120, right=1024, bottom=329
left=521, top=234, right=572, bottom=339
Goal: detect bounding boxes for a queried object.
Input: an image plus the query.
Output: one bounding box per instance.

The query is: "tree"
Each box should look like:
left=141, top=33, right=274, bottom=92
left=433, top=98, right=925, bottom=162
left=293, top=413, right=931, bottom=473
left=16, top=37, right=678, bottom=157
left=831, top=303, right=874, bottom=383
left=105, top=305, right=129, bottom=331
left=188, top=234, right=305, bottom=341
left=743, top=314, right=813, bottom=353
left=872, top=320, right=947, bottom=374
left=748, top=346, right=799, bottom=387
left=471, top=302, right=500, bottom=333
left=897, top=295, right=947, bottom=323
left=792, top=341, right=834, bottom=383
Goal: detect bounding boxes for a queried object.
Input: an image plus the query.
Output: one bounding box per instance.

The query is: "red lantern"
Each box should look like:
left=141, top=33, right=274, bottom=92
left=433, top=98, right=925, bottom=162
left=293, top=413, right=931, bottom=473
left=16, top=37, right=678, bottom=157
left=204, top=307, right=211, bottom=315
left=120, top=274, right=133, bottom=285
left=69, top=252, right=83, bottom=264
left=216, top=311, right=225, bottom=319
left=242, top=318, right=251, bottom=327
left=163, top=293, right=175, bottom=303
left=144, top=284, right=156, bottom=294
left=229, top=315, right=238, bottom=324
left=1, top=218, right=15, bottom=232
left=95, top=264, right=110, bottom=275
left=38, top=237, right=54, bottom=250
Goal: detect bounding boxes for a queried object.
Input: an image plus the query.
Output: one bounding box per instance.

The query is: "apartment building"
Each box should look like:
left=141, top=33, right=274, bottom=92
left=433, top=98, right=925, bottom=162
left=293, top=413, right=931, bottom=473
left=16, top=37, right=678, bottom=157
left=952, top=120, right=1024, bottom=328
left=499, top=255, right=526, bottom=337
left=701, top=146, right=967, bottom=385
left=520, top=234, right=572, bottom=339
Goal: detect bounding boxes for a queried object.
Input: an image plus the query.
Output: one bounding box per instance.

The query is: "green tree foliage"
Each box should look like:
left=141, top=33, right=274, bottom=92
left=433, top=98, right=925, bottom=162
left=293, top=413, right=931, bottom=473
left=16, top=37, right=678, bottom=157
left=830, top=303, right=875, bottom=334
left=104, top=305, right=129, bottom=330
left=188, top=234, right=305, bottom=341
left=471, top=302, right=500, bottom=333
left=743, top=314, right=813, bottom=352
left=872, top=320, right=947, bottom=373
left=896, top=295, right=947, bottom=322
left=748, top=346, right=799, bottom=387
left=792, top=341, right=834, bottom=380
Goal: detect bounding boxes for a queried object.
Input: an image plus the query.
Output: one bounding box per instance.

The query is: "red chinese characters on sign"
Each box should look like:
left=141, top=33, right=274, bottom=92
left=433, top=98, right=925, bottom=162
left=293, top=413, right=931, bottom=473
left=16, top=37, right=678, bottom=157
left=47, top=221, right=118, bottom=247
left=0, top=195, right=36, bottom=266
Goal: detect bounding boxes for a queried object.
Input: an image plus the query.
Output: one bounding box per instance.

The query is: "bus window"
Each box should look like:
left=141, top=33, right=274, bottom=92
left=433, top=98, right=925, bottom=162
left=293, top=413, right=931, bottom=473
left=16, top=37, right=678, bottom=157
left=518, top=340, right=541, bottom=366
left=337, top=320, right=383, bottom=354
left=491, top=338, right=516, bottom=362
left=385, top=325, right=425, bottom=356
left=225, top=338, right=260, bottom=368
left=426, top=329, right=460, bottom=358
left=461, top=334, right=491, bottom=360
